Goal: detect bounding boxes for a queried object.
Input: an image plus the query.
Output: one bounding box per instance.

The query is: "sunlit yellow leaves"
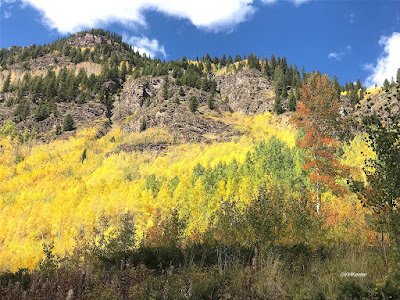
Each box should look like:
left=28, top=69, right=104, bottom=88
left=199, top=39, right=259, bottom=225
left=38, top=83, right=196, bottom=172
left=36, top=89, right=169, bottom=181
left=0, top=111, right=371, bottom=272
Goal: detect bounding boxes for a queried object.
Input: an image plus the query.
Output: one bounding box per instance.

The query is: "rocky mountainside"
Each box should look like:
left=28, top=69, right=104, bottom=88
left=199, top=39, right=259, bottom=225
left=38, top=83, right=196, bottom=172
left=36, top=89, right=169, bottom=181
left=1, top=30, right=399, bottom=145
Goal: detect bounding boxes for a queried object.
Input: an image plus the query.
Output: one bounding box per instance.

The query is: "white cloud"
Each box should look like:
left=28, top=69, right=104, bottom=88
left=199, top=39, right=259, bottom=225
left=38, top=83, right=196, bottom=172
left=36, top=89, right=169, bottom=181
left=292, top=0, right=311, bottom=6
left=18, top=0, right=254, bottom=33
left=3, top=10, right=11, bottom=18
left=123, top=35, right=166, bottom=58
left=18, top=0, right=311, bottom=34
left=328, top=45, right=352, bottom=61
left=349, top=12, right=355, bottom=24
left=365, top=32, right=400, bottom=88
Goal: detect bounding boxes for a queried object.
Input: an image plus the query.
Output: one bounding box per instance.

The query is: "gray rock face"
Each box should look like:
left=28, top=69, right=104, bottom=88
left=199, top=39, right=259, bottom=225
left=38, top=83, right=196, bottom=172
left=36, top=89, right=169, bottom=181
left=67, top=33, right=109, bottom=48
left=113, top=75, right=242, bottom=143
left=216, top=69, right=275, bottom=114
left=0, top=101, right=106, bottom=141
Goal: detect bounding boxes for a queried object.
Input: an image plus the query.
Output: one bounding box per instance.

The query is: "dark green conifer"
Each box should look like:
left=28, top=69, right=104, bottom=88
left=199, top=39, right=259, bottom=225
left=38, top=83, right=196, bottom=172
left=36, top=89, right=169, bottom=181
left=179, top=86, right=185, bottom=97
left=207, top=94, right=214, bottom=110
left=189, top=96, right=198, bottom=113
left=62, top=114, right=75, bottom=131
left=2, top=72, right=11, bottom=93
left=288, top=90, right=296, bottom=111
left=163, top=76, right=169, bottom=100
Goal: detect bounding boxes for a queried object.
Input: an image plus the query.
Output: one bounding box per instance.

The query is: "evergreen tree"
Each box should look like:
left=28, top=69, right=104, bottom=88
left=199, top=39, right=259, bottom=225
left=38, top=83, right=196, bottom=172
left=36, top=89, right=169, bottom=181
left=270, top=54, right=276, bottom=71
left=397, top=68, right=400, bottom=85
left=288, top=90, right=296, bottom=111
left=332, top=75, right=341, bottom=98
left=189, top=96, right=198, bottom=113
left=120, top=62, right=127, bottom=81
left=207, top=94, right=214, bottom=110
left=13, top=98, right=30, bottom=122
left=80, top=149, right=87, bottom=164
left=77, top=92, right=88, bottom=105
left=140, top=118, right=147, bottom=132
left=2, top=72, right=11, bottom=93
left=274, top=66, right=287, bottom=99
left=383, top=78, right=390, bottom=91
left=163, top=76, right=169, bottom=100
left=301, top=66, right=307, bottom=82
left=205, top=60, right=212, bottom=73
left=220, top=55, right=227, bottom=67
left=234, top=54, right=241, bottom=62
left=62, top=114, right=75, bottom=131
left=227, top=55, right=233, bottom=66
left=349, top=90, right=359, bottom=106
left=174, top=96, right=180, bottom=104
left=356, top=78, right=363, bottom=92
left=295, top=89, right=301, bottom=102
left=274, top=94, right=284, bottom=115
left=55, top=124, right=62, bottom=135
left=179, top=86, right=185, bottom=97
left=33, top=102, right=50, bottom=121
left=390, top=77, right=396, bottom=88
left=213, top=56, right=219, bottom=65
left=101, top=90, right=113, bottom=122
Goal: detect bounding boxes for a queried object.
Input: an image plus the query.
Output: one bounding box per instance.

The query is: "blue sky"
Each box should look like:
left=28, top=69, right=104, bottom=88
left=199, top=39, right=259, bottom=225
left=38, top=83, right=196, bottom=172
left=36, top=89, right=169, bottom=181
left=1, top=0, right=399, bottom=87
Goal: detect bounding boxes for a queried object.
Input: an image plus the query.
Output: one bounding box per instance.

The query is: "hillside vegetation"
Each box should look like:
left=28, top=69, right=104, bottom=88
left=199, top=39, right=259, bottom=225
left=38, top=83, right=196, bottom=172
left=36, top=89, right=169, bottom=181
left=0, top=30, right=400, bottom=299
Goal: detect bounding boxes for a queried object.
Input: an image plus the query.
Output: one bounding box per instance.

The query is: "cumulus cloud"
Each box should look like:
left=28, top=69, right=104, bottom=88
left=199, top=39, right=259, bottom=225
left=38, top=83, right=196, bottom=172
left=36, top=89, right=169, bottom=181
left=18, top=0, right=254, bottom=33
left=364, top=32, right=400, bottom=88
left=328, top=45, right=352, bottom=61
left=18, top=0, right=311, bottom=34
left=123, top=35, right=166, bottom=58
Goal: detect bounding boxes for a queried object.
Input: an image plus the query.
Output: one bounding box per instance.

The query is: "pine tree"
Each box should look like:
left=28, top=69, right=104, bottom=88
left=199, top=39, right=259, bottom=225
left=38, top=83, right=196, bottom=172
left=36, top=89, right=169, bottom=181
left=163, top=76, right=169, bottom=100
left=80, top=149, right=87, bottom=164
left=288, top=90, right=296, bottom=111
left=270, top=54, right=276, bottom=72
left=62, top=114, right=75, bottom=131
left=189, top=96, right=198, bottom=113
left=220, top=55, right=227, bottom=67
left=207, top=94, right=214, bottom=110
left=101, top=90, right=113, bottom=122
left=227, top=55, right=233, bottom=66
left=33, top=102, right=50, bottom=121
left=332, top=75, right=341, bottom=99
left=205, top=60, right=212, bottom=73
left=213, top=56, right=219, bottom=65
left=301, top=66, right=307, bottom=82
left=179, top=86, right=185, bottom=97
left=13, top=98, right=30, bottom=122
left=140, top=118, right=147, bottom=132
left=397, top=68, right=400, bottom=85
left=383, top=79, right=390, bottom=91
left=274, top=66, right=287, bottom=99
left=2, top=72, right=11, bottom=93
left=274, top=94, right=284, bottom=115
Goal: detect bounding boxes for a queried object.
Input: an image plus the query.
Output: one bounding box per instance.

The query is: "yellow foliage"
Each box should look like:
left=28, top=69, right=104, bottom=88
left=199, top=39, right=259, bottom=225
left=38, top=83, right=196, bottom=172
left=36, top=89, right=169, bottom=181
left=0, top=112, right=370, bottom=272
left=365, top=86, right=381, bottom=97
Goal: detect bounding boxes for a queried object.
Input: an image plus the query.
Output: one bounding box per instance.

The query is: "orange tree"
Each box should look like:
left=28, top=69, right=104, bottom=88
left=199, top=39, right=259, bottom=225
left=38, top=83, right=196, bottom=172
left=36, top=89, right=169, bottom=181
left=292, top=72, right=349, bottom=213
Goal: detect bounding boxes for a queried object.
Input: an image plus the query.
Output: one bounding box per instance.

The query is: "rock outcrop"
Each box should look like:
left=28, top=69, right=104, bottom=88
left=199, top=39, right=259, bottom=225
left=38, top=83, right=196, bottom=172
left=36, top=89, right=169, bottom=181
left=216, top=69, right=275, bottom=114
